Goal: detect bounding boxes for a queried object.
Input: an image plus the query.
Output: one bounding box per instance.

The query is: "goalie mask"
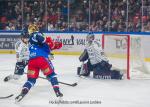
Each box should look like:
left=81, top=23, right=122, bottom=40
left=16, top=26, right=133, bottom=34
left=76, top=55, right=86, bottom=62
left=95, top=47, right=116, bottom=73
left=86, top=32, right=95, bottom=43
left=28, top=24, right=39, bottom=34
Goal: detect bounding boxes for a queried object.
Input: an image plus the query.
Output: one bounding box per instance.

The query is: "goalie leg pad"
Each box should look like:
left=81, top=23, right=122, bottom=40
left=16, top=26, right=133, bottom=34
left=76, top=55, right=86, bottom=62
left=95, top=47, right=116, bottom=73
left=111, top=70, right=123, bottom=80
left=77, top=62, right=91, bottom=76
left=93, top=66, right=111, bottom=79
left=99, top=60, right=112, bottom=71
left=93, top=61, right=112, bottom=79
left=77, top=67, right=81, bottom=75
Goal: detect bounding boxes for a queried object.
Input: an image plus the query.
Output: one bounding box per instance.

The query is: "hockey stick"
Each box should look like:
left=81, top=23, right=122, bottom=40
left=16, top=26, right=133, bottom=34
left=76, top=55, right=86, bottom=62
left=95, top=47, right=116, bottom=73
left=37, top=75, right=77, bottom=87
left=59, top=81, right=77, bottom=87
left=0, top=94, right=14, bottom=99
left=24, top=73, right=77, bottom=87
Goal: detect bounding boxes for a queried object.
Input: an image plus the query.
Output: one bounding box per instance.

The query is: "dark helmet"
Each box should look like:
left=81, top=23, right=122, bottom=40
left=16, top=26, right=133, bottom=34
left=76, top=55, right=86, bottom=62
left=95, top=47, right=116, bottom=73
left=21, top=31, right=29, bottom=38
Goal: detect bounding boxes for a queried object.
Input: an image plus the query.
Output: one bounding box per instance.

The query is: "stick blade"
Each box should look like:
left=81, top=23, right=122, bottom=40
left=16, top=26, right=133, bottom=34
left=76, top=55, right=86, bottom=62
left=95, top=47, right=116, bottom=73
left=72, top=83, right=77, bottom=87
left=0, top=94, right=14, bottom=99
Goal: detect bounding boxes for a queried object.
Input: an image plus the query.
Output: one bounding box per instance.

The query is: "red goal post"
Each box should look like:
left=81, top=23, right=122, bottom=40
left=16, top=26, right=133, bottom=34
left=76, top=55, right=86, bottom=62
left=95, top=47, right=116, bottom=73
left=102, top=34, right=150, bottom=79
left=102, top=34, right=130, bottom=79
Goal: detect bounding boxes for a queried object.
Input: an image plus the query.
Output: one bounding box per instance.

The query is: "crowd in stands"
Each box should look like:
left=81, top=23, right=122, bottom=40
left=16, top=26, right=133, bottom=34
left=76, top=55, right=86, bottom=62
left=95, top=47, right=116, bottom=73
left=0, top=0, right=150, bottom=32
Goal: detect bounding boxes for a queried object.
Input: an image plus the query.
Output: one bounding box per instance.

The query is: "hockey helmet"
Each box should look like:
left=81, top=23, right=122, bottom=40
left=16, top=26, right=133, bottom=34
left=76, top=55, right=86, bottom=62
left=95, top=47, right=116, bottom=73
left=28, top=24, right=39, bottom=34
left=86, top=32, right=95, bottom=42
left=21, top=31, right=29, bottom=38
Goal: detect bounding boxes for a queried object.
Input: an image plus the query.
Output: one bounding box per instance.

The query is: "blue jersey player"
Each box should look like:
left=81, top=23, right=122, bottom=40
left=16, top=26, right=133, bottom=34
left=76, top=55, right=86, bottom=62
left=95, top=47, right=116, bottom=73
left=15, top=24, right=63, bottom=102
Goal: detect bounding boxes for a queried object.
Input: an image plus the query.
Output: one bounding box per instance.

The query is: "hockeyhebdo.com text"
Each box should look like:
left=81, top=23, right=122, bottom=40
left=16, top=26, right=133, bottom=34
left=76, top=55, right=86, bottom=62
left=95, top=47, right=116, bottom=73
left=49, top=99, right=102, bottom=105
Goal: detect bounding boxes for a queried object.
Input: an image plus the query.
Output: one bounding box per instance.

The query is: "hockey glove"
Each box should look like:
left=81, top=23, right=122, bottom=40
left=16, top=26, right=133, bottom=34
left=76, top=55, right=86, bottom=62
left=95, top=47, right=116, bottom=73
left=52, top=42, right=63, bottom=50
left=46, top=36, right=54, bottom=49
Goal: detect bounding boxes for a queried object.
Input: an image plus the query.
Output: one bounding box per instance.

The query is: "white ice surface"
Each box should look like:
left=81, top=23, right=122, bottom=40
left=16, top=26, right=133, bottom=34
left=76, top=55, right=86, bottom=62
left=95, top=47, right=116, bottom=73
left=0, top=54, right=150, bottom=107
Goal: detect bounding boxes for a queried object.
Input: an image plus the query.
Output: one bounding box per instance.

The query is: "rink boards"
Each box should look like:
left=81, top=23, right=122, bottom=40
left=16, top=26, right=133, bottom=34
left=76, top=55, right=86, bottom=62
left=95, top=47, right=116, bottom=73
left=0, top=31, right=150, bottom=62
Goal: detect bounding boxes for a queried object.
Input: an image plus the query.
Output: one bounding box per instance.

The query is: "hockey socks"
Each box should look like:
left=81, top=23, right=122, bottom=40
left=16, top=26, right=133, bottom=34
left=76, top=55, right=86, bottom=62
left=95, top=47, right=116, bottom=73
left=47, top=73, right=63, bottom=97
left=15, top=78, right=36, bottom=102
left=23, top=78, right=36, bottom=89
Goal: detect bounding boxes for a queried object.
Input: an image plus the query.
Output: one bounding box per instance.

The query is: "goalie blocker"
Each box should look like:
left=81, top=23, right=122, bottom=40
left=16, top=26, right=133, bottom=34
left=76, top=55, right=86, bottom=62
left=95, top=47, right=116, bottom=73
left=77, top=49, right=123, bottom=80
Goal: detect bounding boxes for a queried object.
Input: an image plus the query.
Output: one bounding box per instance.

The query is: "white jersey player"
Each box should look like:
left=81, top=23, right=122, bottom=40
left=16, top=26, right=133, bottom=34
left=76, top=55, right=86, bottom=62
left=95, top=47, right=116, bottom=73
left=85, top=35, right=108, bottom=65
left=15, top=39, right=29, bottom=62
left=78, top=33, right=123, bottom=79
left=4, top=32, right=29, bottom=82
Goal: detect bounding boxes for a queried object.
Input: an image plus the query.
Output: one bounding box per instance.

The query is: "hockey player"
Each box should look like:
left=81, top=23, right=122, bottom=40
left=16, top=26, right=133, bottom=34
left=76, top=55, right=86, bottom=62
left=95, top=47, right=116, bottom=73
left=15, top=24, right=63, bottom=102
left=77, top=33, right=123, bottom=79
left=4, top=32, right=29, bottom=82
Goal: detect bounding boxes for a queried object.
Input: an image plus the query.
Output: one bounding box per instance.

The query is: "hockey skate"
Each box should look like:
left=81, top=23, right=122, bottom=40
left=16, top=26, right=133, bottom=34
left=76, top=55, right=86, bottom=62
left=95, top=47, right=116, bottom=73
left=119, top=73, right=124, bottom=80
left=54, top=88, right=63, bottom=97
left=15, top=94, right=25, bottom=102
left=4, top=75, right=13, bottom=82
left=15, top=88, right=28, bottom=102
left=4, top=74, right=20, bottom=82
left=55, top=90, right=63, bottom=97
left=49, top=89, right=63, bottom=105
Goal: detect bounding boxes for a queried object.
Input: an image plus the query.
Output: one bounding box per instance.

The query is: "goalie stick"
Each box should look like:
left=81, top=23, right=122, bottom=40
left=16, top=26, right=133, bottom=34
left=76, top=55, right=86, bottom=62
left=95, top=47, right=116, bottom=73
left=24, top=73, right=78, bottom=87
left=0, top=94, right=14, bottom=99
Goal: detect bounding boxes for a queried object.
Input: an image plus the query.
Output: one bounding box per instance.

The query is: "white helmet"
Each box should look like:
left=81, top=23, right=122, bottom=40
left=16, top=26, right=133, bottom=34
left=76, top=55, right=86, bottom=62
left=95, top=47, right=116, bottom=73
left=86, top=32, right=95, bottom=42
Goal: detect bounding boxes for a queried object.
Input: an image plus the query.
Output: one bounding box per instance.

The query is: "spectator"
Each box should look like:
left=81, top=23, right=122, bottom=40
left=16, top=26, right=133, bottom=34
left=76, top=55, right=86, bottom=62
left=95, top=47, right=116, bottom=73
left=5, top=22, right=15, bottom=30
left=0, top=0, right=150, bottom=32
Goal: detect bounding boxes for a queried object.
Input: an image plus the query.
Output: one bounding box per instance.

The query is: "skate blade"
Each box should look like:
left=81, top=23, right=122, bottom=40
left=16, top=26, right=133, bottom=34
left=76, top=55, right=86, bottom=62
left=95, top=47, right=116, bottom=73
left=15, top=95, right=24, bottom=103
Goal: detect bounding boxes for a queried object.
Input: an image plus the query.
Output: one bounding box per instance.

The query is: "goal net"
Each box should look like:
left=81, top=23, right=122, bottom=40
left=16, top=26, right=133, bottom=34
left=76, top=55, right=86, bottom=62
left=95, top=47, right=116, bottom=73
left=102, top=34, right=150, bottom=79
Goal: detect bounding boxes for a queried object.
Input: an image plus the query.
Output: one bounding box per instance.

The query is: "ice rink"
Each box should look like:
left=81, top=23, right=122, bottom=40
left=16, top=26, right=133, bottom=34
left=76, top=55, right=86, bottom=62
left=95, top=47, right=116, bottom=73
left=0, top=54, right=150, bottom=107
